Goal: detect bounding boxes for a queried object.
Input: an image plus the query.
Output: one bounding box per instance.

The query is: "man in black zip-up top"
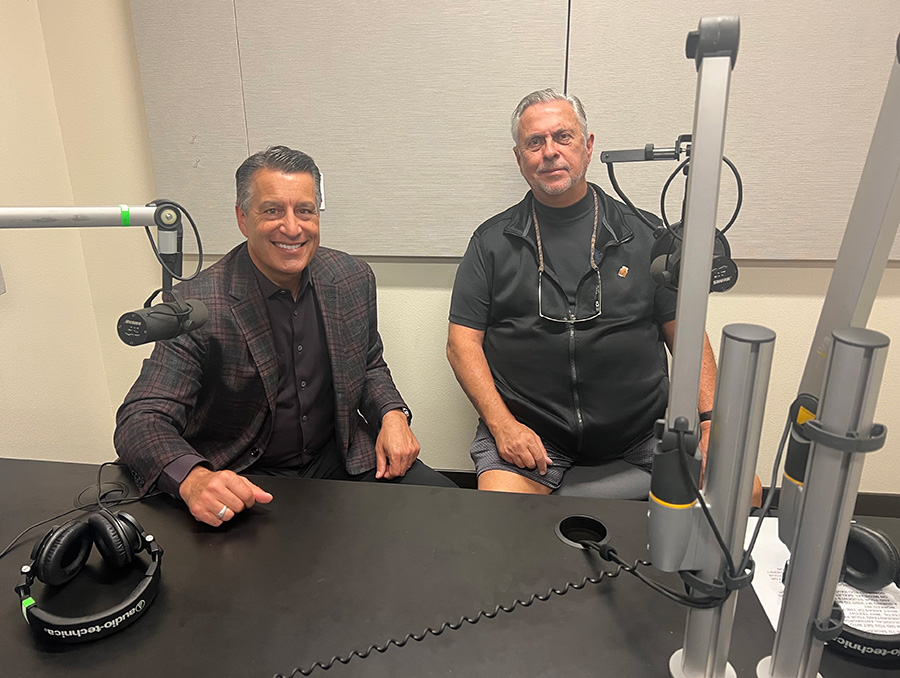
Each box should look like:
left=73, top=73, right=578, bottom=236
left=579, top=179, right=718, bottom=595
left=446, top=89, right=728, bottom=499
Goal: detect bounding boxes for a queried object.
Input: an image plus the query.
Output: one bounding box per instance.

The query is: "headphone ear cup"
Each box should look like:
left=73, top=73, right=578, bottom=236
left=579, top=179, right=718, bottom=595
left=114, top=512, right=147, bottom=555
left=88, top=510, right=134, bottom=570
left=843, top=523, right=900, bottom=592
left=34, top=520, right=93, bottom=587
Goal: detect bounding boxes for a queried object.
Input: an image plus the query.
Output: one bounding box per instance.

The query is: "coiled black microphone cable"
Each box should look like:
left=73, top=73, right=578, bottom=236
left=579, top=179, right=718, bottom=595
left=273, top=560, right=622, bottom=677
left=273, top=530, right=737, bottom=677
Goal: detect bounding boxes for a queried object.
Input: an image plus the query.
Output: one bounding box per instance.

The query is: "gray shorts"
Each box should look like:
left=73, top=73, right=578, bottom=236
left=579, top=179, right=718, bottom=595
left=469, top=419, right=656, bottom=491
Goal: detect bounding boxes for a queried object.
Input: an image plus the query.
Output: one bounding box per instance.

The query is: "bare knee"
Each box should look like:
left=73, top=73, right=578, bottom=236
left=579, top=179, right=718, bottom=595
left=478, top=470, right=552, bottom=495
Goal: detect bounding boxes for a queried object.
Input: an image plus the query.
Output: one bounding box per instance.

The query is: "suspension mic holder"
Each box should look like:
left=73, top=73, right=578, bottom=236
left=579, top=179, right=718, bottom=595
left=115, top=203, right=208, bottom=346
left=0, top=202, right=207, bottom=346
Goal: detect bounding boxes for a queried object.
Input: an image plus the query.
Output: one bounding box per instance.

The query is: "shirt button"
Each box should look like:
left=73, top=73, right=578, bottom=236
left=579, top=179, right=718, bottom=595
left=250, top=447, right=261, bottom=458
left=293, top=309, right=299, bottom=317
left=301, top=380, right=307, bottom=388
left=302, top=415, right=308, bottom=422
left=297, top=344, right=303, bottom=352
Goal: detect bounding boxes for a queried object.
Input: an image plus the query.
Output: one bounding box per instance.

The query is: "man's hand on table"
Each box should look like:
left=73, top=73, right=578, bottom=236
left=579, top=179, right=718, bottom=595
left=179, top=466, right=273, bottom=526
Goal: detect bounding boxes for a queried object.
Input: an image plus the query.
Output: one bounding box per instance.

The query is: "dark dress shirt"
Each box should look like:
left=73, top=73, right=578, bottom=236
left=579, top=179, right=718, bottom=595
left=250, top=263, right=336, bottom=468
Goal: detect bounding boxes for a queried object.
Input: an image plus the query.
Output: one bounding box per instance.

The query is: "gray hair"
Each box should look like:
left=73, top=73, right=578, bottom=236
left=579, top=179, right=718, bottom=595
left=510, top=89, right=589, bottom=148
left=235, top=145, right=322, bottom=213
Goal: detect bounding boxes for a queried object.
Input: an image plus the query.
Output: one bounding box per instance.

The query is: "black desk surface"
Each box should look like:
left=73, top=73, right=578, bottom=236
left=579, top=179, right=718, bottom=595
left=0, top=458, right=894, bottom=677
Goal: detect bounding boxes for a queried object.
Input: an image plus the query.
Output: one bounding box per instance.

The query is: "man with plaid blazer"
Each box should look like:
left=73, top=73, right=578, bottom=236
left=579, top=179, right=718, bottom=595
left=115, top=146, right=452, bottom=526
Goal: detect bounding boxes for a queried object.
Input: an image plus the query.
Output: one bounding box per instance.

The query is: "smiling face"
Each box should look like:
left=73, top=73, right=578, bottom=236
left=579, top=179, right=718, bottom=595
left=513, top=100, right=594, bottom=208
left=236, top=168, right=320, bottom=296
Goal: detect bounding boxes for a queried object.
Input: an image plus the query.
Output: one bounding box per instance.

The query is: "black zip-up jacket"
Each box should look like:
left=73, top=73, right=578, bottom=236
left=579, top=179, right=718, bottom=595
left=449, top=184, right=677, bottom=461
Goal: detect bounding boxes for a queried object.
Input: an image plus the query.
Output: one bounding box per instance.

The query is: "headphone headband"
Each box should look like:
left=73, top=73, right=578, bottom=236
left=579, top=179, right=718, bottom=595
left=16, top=511, right=163, bottom=643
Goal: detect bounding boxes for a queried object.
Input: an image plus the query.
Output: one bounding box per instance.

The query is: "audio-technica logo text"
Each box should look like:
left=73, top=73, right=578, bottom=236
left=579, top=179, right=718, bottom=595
left=832, top=636, right=900, bottom=657
left=43, top=599, right=145, bottom=638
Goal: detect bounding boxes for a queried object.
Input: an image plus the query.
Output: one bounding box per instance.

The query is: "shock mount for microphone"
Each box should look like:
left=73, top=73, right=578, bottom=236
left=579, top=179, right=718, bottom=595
left=0, top=201, right=205, bottom=346
left=600, top=130, right=741, bottom=294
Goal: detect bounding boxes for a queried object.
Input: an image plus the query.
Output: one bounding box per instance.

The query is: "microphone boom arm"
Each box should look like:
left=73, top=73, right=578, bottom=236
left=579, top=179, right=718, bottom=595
left=0, top=202, right=200, bottom=346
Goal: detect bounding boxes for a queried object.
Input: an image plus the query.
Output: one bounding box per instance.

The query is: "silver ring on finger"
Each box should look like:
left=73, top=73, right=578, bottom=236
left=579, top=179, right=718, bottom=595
left=216, top=505, right=227, bottom=520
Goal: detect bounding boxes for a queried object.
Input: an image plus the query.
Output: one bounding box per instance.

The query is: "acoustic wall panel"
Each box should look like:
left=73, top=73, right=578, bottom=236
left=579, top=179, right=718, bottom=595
left=130, top=2, right=251, bottom=255
left=568, top=1, right=900, bottom=260
left=131, top=1, right=567, bottom=256
left=132, top=1, right=900, bottom=260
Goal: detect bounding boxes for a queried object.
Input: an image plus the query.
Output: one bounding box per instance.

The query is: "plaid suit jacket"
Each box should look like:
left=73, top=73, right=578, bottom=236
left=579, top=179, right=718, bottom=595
left=114, top=243, right=405, bottom=493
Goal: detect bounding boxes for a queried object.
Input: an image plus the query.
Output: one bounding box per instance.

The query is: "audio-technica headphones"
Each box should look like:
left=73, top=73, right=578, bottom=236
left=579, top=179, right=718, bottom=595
left=830, top=522, right=900, bottom=666
left=844, top=522, right=900, bottom=592
left=15, top=509, right=162, bottom=643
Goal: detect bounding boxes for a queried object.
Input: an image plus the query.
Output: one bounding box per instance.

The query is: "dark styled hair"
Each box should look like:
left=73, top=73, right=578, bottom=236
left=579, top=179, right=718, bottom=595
left=235, top=145, right=321, bottom=212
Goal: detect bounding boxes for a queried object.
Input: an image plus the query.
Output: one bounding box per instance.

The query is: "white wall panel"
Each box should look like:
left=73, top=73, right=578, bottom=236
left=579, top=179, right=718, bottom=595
left=132, top=0, right=567, bottom=256
left=130, top=1, right=250, bottom=254
left=568, top=1, right=900, bottom=260
left=132, top=1, right=900, bottom=259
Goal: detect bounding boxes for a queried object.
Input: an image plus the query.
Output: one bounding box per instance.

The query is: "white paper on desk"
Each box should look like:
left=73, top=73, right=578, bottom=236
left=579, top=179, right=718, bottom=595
left=744, top=516, right=900, bottom=634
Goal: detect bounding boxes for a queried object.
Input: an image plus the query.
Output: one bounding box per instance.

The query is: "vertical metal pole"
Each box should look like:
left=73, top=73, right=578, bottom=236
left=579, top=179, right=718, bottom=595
left=759, top=328, right=890, bottom=678
left=650, top=15, right=739, bottom=573
left=779, top=41, right=900, bottom=550
left=665, top=53, right=731, bottom=427
left=155, top=206, right=181, bottom=294
left=670, top=324, right=775, bottom=678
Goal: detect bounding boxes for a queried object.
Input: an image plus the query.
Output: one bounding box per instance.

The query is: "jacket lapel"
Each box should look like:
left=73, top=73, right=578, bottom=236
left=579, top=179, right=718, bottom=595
left=228, top=246, right=279, bottom=413
left=310, top=256, right=349, bottom=453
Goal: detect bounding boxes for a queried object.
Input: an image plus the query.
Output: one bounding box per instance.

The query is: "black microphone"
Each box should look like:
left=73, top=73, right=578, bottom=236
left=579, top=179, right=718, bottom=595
left=649, top=224, right=738, bottom=293
left=117, top=290, right=208, bottom=346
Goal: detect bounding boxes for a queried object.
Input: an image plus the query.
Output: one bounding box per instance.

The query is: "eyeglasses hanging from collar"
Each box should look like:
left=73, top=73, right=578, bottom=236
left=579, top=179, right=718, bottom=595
left=533, top=189, right=602, bottom=323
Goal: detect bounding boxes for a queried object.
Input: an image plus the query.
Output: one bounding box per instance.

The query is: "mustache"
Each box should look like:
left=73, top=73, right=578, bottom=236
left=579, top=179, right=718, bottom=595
left=539, top=163, right=569, bottom=173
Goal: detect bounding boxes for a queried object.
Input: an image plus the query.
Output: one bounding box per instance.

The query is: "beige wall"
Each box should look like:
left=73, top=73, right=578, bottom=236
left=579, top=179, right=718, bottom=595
left=1, top=1, right=898, bottom=494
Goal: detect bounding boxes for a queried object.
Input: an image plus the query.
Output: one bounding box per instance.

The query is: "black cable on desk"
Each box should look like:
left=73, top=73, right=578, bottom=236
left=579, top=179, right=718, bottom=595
left=580, top=540, right=727, bottom=610
left=274, top=525, right=742, bottom=677
left=273, top=562, right=622, bottom=678
left=0, top=460, right=159, bottom=561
